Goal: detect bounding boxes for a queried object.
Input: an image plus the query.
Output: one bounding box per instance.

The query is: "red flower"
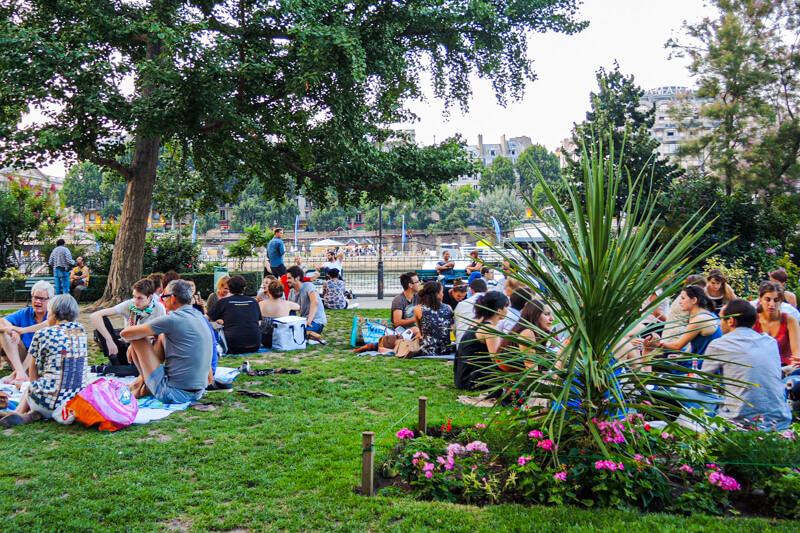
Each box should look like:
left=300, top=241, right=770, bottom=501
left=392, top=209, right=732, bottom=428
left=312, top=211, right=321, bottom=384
left=644, top=424, right=651, bottom=432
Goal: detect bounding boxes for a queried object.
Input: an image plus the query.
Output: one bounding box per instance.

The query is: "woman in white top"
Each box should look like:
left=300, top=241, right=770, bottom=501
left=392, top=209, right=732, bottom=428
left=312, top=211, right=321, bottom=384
left=259, top=280, right=300, bottom=348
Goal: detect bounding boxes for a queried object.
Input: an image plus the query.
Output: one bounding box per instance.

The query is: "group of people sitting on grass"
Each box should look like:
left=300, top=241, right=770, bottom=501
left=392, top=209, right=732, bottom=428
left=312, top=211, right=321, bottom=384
left=0, top=262, right=355, bottom=426
left=451, top=268, right=798, bottom=431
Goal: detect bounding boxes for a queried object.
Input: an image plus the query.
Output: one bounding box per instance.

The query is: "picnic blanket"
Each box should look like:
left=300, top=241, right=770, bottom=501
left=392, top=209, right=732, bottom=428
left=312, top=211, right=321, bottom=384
left=355, top=351, right=455, bottom=360
left=0, top=382, right=25, bottom=412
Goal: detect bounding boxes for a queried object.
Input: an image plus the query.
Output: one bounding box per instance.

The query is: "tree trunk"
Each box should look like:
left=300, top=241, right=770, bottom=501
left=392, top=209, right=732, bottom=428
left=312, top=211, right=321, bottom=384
left=91, top=135, right=161, bottom=308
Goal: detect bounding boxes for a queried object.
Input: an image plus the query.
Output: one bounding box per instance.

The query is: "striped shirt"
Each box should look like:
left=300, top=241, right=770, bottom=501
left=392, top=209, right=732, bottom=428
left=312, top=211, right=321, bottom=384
left=48, top=245, right=74, bottom=270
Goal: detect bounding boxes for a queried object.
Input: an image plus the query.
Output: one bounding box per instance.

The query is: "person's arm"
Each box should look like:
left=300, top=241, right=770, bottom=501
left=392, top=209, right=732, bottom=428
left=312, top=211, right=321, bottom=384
left=306, top=289, right=320, bottom=327
left=725, top=285, right=737, bottom=301
left=392, top=310, right=416, bottom=328
left=786, top=291, right=798, bottom=308
left=10, top=319, right=49, bottom=339
left=435, top=262, right=447, bottom=273
left=207, top=300, right=222, bottom=323
left=75, top=267, right=89, bottom=281
left=414, top=305, right=423, bottom=330
left=786, top=314, right=800, bottom=364
left=701, top=342, right=723, bottom=376
left=287, top=300, right=300, bottom=312
left=120, top=323, right=156, bottom=343
left=660, top=322, right=701, bottom=351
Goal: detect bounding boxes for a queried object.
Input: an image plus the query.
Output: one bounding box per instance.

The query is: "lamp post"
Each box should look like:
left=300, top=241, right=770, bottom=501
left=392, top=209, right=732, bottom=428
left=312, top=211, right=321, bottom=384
left=377, top=204, right=384, bottom=299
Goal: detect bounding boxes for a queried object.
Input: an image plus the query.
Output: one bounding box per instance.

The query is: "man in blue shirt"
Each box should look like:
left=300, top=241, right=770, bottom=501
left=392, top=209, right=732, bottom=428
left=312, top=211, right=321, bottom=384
left=267, top=227, right=286, bottom=278
left=0, top=281, right=52, bottom=383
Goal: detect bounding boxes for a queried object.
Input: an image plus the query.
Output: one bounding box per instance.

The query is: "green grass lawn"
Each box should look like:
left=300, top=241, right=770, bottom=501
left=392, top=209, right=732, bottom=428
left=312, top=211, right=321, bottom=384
left=1, top=308, right=798, bottom=532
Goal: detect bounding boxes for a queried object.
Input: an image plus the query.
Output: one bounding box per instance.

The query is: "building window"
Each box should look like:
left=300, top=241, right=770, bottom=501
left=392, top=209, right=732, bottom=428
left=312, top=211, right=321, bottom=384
left=473, top=175, right=478, bottom=180
left=473, top=185, right=479, bottom=191
left=355, top=213, right=362, bottom=223
left=490, top=150, right=495, bottom=156
left=511, top=150, right=515, bottom=155
left=667, top=131, right=675, bottom=137
left=219, top=210, right=225, bottom=219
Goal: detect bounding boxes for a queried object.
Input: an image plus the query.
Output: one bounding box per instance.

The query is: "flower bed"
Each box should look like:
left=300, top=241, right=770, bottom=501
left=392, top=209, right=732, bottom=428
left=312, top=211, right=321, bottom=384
left=379, top=414, right=800, bottom=518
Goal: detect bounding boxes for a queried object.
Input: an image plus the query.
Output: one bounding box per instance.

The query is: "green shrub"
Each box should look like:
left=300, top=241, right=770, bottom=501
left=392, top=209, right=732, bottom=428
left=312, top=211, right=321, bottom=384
left=763, top=467, right=800, bottom=519
left=709, top=428, right=800, bottom=491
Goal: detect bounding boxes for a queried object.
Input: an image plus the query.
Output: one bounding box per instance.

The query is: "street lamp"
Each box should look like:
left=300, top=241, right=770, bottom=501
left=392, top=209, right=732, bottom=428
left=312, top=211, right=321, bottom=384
left=377, top=204, right=384, bottom=299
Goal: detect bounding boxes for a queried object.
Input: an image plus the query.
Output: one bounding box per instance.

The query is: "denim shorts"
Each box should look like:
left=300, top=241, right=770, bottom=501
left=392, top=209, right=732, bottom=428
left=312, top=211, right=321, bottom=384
left=145, top=365, right=204, bottom=404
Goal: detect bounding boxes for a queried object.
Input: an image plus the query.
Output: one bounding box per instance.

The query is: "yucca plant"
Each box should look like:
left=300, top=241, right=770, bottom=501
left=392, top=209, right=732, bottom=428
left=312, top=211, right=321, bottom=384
left=479, top=139, right=742, bottom=457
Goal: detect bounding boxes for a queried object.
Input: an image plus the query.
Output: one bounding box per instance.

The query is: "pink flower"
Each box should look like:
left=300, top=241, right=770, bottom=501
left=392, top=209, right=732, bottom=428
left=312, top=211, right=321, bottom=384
left=466, top=441, right=489, bottom=453
left=422, top=462, right=434, bottom=472
left=706, top=463, right=719, bottom=470
left=536, top=439, right=555, bottom=451
left=661, top=432, right=674, bottom=440
left=528, top=430, right=543, bottom=439
left=554, top=472, right=567, bottom=482
left=446, top=443, right=466, bottom=456
left=595, top=460, right=618, bottom=471
left=708, top=471, right=741, bottom=491
left=679, top=464, right=694, bottom=474
left=475, top=423, right=486, bottom=429
left=396, top=428, right=414, bottom=439
left=518, top=455, right=531, bottom=466
left=424, top=471, right=433, bottom=479
left=781, top=430, right=797, bottom=441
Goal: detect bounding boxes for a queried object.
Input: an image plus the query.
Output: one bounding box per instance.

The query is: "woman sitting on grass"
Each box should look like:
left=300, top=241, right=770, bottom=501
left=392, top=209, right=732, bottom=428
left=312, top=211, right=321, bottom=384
left=753, top=281, right=800, bottom=368
left=205, top=275, right=230, bottom=315
left=0, top=295, right=89, bottom=427
left=414, top=281, right=454, bottom=356
left=322, top=269, right=353, bottom=309
left=259, top=280, right=300, bottom=348
left=499, top=299, right=557, bottom=370
left=705, top=269, right=736, bottom=315
left=454, top=291, right=508, bottom=390
left=659, top=285, right=722, bottom=369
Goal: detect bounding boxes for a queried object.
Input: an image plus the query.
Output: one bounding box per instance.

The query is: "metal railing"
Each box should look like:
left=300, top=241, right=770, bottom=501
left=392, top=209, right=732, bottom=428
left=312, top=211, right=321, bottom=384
left=202, top=255, right=432, bottom=296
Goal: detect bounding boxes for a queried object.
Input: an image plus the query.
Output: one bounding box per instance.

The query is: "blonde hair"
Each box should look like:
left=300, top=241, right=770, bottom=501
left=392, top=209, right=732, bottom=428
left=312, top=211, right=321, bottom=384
left=216, top=275, right=230, bottom=290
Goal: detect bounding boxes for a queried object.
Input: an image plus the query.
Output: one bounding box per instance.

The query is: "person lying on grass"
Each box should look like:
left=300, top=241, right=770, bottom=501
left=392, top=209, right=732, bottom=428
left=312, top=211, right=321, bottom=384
left=121, top=280, right=213, bottom=403
left=0, top=294, right=89, bottom=427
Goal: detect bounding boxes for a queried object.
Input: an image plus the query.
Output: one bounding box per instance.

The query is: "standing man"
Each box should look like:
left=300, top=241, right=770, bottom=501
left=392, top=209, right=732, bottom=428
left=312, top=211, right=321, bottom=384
left=286, top=265, right=327, bottom=334
left=121, top=280, right=213, bottom=402
left=69, top=256, right=90, bottom=299
left=267, top=227, right=286, bottom=278
left=48, top=239, right=74, bottom=295
left=391, top=272, right=421, bottom=329
left=0, top=281, right=52, bottom=382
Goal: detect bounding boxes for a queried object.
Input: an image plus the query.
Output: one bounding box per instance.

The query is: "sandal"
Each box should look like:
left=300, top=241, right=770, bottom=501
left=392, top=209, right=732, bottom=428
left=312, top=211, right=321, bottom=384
left=276, top=368, right=301, bottom=375
left=249, top=369, right=275, bottom=376
left=237, top=390, right=274, bottom=399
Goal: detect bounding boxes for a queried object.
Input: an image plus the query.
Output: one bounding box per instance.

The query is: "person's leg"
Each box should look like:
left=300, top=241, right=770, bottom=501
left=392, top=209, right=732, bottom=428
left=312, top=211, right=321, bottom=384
left=127, top=336, right=166, bottom=397
left=307, top=322, right=324, bottom=335
left=0, top=326, right=28, bottom=383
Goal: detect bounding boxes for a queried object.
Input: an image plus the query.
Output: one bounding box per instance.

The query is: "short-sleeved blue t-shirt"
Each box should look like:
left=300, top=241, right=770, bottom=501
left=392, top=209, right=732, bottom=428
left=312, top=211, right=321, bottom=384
left=6, top=307, right=47, bottom=348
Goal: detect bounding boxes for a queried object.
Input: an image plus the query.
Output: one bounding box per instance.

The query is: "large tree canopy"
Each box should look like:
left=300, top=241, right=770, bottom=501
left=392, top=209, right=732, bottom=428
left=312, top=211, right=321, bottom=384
left=0, top=0, right=585, bottom=303
left=668, top=0, right=800, bottom=198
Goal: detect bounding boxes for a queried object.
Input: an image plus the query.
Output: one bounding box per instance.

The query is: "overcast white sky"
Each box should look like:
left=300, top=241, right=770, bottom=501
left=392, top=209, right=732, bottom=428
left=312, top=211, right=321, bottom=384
left=397, top=0, right=716, bottom=151
left=41, top=0, right=715, bottom=177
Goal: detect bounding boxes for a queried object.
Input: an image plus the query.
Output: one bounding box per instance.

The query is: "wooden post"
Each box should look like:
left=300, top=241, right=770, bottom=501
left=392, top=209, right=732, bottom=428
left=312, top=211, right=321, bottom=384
left=361, top=431, right=375, bottom=496
left=418, top=396, right=428, bottom=436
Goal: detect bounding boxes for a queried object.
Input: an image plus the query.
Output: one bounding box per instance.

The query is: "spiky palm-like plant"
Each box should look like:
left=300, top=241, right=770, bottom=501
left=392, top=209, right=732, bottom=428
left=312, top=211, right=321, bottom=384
left=482, top=141, right=737, bottom=456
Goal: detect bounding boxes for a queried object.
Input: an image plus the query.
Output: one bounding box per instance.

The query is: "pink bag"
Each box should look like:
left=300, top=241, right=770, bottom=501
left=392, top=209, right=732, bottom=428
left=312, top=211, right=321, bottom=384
left=66, top=378, right=139, bottom=431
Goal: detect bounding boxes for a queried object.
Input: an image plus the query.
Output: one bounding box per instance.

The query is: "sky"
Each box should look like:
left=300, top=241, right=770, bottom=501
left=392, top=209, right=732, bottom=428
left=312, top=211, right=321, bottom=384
left=396, top=0, right=717, bottom=151
left=40, top=0, right=716, bottom=177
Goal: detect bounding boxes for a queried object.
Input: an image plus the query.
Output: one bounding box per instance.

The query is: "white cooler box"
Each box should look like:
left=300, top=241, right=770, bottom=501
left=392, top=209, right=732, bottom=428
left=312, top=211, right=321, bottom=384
left=272, top=316, right=307, bottom=351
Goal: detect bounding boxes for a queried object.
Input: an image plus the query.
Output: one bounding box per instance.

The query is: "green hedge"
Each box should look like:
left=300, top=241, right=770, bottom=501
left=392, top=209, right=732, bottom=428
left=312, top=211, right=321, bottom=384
left=2, top=271, right=263, bottom=302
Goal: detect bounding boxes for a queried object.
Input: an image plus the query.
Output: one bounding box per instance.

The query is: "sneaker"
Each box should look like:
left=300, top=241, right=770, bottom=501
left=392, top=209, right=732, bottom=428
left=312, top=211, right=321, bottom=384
left=347, top=302, right=360, bottom=309
left=205, top=381, right=234, bottom=392
left=238, top=361, right=252, bottom=374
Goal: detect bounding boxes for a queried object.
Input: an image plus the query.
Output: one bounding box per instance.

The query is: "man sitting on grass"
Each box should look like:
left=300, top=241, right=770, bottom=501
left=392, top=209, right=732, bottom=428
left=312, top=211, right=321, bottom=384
left=287, top=265, right=327, bottom=335
left=121, top=280, right=212, bottom=402
left=207, top=274, right=261, bottom=354
left=702, top=299, right=793, bottom=431
left=0, top=280, right=52, bottom=383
